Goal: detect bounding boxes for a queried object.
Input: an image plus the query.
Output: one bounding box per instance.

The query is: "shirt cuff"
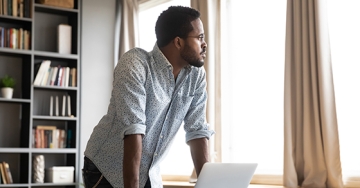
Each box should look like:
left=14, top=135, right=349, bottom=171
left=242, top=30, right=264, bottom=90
left=185, top=129, right=215, bottom=143
left=121, top=123, right=147, bottom=139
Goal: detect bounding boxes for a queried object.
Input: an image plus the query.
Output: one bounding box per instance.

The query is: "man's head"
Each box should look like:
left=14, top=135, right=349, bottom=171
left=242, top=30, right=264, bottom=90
left=155, top=6, right=207, bottom=67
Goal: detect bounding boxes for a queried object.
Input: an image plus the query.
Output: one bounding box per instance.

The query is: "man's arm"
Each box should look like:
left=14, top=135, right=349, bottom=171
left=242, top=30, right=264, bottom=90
left=123, top=134, right=143, bottom=188
left=188, top=137, right=210, bottom=176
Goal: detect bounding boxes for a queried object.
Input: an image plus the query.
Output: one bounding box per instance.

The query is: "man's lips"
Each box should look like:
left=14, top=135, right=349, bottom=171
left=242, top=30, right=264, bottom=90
left=201, top=52, right=206, bottom=58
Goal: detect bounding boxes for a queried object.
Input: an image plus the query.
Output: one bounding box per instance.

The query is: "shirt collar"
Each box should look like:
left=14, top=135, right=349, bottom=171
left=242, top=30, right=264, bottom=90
left=151, top=43, right=193, bottom=71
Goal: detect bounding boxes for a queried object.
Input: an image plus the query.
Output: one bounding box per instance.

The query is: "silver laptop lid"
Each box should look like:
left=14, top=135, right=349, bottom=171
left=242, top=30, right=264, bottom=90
left=194, top=163, right=258, bottom=188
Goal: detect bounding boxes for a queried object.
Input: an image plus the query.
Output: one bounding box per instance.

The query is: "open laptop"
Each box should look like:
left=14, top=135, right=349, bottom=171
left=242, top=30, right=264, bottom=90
left=194, top=163, right=258, bottom=188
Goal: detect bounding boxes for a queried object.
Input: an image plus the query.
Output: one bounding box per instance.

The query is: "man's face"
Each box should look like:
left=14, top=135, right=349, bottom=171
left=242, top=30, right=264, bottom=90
left=180, top=18, right=207, bottom=67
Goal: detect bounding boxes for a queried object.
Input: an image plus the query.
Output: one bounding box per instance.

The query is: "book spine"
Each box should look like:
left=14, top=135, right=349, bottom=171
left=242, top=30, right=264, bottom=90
left=33, top=60, right=51, bottom=86
left=0, top=163, right=7, bottom=184
left=2, top=162, right=12, bottom=184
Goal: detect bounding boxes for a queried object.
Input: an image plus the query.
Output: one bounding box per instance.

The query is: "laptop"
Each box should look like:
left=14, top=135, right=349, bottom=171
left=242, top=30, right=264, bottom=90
left=194, top=163, right=258, bottom=188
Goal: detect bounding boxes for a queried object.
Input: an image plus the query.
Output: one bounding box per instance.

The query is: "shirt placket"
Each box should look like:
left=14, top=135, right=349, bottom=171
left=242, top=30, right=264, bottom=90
left=150, top=67, right=190, bottom=165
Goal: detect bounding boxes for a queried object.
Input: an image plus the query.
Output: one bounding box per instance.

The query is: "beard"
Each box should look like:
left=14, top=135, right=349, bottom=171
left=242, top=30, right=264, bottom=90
left=180, top=44, right=205, bottom=68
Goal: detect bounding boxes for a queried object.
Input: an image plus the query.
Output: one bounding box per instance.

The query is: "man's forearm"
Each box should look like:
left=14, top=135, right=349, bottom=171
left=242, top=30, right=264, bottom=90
left=189, top=137, right=210, bottom=176
left=123, top=134, right=143, bottom=188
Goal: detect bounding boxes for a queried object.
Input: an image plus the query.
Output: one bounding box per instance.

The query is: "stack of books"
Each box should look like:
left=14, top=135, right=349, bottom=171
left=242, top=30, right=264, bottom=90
left=33, top=60, right=77, bottom=87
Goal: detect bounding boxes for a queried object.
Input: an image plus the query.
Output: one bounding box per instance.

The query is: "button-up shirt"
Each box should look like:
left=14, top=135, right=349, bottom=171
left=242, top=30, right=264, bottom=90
left=84, top=44, right=214, bottom=188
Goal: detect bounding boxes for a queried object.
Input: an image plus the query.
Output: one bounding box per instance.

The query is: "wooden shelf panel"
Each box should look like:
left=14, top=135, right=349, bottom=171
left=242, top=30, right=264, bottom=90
left=32, top=115, right=78, bottom=121
left=0, top=98, right=31, bottom=103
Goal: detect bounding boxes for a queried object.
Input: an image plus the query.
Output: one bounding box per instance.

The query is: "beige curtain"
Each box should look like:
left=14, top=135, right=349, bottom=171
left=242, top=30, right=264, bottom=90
left=284, top=0, right=343, bottom=187
left=189, top=0, right=222, bottom=181
left=116, top=0, right=139, bottom=60
left=191, top=0, right=222, bottom=163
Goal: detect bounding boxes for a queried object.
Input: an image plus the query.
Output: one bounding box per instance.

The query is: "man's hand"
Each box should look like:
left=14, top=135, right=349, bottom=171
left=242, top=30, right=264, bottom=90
left=123, top=134, right=143, bottom=188
left=188, top=137, right=210, bottom=176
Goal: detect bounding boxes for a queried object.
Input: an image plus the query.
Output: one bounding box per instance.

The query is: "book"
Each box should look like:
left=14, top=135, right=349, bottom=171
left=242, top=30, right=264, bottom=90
left=0, top=27, right=4, bottom=47
left=2, top=162, right=12, bottom=184
left=62, top=95, right=66, bottom=116
left=33, top=60, right=51, bottom=86
left=70, top=67, right=76, bottom=87
left=66, top=129, right=72, bottom=148
left=40, top=67, right=51, bottom=86
left=17, top=28, right=23, bottom=49
left=24, top=0, right=30, bottom=18
left=12, top=0, right=17, bottom=17
left=49, top=96, right=53, bottom=116
left=55, top=66, right=63, bottom=86
left=36, top=125, right=56, bottom=148
left=19, top=0, right=23, bottom=18
left=57, top=24, right=71, bottom=54
left=0, top=163, right=7, bottom=184
left=59, top=129, right=66, bottom=148
left=55, top=96, right=59, bottom=116
left=64, top=67, right=70, bottom=87
left=24, top=29, right=30, bottom=50
left=3, top=0, right=7, bottom=16
left=50, top=66, right=58, bottom=86
left=67, top=95, right=71, bottom=116
left=60, top=67, right=65, bottom=86
left=46, top=67, right=55, bottom=86
left=8, top=0, right=11, bottom=16
left=0, top=0, right=2, bottom=15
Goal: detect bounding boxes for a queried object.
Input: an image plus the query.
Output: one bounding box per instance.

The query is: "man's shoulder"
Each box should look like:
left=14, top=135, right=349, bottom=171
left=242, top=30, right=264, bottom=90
left=123, top=47, right=150, bottom=58
left=117, top=47, right=152, bottom=66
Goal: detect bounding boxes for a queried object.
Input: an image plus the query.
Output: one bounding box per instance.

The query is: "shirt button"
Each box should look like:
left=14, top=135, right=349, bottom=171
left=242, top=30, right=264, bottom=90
left=154, top=153, right=158, bottom=156
left=160, top=135, right=163, bottom=138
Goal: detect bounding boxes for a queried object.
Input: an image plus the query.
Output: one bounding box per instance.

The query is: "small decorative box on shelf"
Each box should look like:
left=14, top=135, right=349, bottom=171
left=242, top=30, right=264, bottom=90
left=45, top=166, right=74, bottom=183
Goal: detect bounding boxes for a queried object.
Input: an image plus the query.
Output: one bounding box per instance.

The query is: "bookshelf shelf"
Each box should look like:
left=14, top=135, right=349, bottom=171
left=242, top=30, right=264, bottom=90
left=0, top=183, right=29, bottom=187
left=0, top=15, right=32, bottom=23
left=0, top=0, right=81, bottom=187
left=34, top=51, right=79, bottom=59
left=0, top=98, right=31, bottom=103
left=31, top=149, right=77, bottom=154
left=33, top=86, right=78, bottom=91
left=0, top=149, right=30, bottom=153
left=35, top=4, right=79, bottom=13
left=31, top=182, right=77, bottom=186
left=32, top=115, right=78, bottom=121
left=0, top=48, right=32, bottom=55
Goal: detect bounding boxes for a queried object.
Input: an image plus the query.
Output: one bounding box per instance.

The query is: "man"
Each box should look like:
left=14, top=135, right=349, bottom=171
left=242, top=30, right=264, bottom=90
left=82, top=6, right=214, bottom=188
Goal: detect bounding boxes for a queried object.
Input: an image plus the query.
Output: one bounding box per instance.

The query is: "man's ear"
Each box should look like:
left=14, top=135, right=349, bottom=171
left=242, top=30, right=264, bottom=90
left=174, top=37, right=183, bottom=50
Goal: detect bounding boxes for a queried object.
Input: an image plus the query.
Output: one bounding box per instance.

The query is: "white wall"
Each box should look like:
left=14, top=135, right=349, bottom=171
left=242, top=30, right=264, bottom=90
left=80, top=0, right=117, bottom=182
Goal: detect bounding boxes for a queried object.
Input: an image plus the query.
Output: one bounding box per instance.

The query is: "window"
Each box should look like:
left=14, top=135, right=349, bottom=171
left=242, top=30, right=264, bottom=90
left=328, top=0, right=360, bottom=186
left=220, top=0, right=286, bottom=183
left=138, top=0, right=193, bottom=177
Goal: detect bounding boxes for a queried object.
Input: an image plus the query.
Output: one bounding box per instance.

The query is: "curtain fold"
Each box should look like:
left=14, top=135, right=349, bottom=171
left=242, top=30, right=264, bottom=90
left=284, top=0, right=343, bottom=187
left=190, top=0, right=222, bottom=181
left=190, top=0, right=222, bottom=163
left=116, top=0, right=140, bottom=60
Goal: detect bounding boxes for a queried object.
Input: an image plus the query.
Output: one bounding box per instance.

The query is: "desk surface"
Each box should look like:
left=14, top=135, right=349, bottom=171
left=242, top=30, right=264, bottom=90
left=163, top=181, right=285, bottom=188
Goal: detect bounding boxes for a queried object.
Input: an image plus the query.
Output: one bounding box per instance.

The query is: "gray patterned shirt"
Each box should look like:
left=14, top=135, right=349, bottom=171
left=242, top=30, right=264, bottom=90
left=84, top=44, right=214, bottom=188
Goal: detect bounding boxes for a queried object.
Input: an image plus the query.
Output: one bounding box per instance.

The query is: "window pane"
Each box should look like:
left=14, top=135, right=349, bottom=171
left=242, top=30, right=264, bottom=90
left=221, top=0, right=286, bottom=175
left=138, top=0, right=192, bottom=176
left=328, top=0, right=360, bottom=184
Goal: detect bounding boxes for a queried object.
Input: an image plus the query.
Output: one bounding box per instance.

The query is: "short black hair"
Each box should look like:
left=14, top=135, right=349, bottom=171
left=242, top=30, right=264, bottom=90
left=155, top=6, right=201, bottom=47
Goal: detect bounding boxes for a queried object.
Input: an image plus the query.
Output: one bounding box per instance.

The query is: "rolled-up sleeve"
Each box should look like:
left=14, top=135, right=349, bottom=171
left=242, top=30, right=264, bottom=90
left=184, top=68, right=215, bottom=143
left=113, top=49, right=148, bottom=139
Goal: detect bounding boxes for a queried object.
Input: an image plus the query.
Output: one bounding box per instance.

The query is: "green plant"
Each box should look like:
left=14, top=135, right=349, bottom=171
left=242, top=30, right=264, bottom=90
left=0, top=75, right=16, bottom=88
